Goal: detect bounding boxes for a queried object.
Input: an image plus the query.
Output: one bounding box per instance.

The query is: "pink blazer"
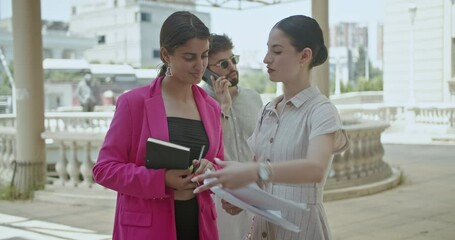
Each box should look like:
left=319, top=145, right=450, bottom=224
left=93, top=76, right=224, bottom=240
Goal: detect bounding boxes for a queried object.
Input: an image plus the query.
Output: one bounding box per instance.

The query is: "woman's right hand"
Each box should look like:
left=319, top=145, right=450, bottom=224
left=165, top=169, right=197, bottom=190
left=192, top=159, right=258, bottom=193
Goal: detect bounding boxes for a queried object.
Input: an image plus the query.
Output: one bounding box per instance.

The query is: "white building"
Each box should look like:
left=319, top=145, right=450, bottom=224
left=383, top=0, right=455, bottom=103
left=0, top=18, right=95, bottom=62
left=69, top=0, right=211, bottom=68
left=330, top=47, right=351, bottom=94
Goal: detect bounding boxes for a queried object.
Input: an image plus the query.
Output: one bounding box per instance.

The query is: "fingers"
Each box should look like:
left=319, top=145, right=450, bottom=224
left=193, top=159, right=214, bottom=175
left=214, top=158, right=226, bottom=166
left=178, top=168, right=193, bottom=175
left=191, top=168, right=218, bottom=183
left=192, top=176, right=221, bottom=194
left=213, top=78, right=231, bottom=92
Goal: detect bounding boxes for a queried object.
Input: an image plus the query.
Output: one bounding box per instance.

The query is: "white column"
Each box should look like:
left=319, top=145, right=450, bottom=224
left=312, top=0, right=330, bottom=97
left=12, top=0, right=46, bottom=198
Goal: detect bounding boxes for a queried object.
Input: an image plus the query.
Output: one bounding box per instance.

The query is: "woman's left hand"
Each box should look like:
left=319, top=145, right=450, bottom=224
left=192, top=158, right=257, bottom=193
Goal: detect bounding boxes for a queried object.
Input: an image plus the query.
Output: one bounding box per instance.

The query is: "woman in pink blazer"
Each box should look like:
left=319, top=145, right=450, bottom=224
left=93, top=11, right=223, bottom=240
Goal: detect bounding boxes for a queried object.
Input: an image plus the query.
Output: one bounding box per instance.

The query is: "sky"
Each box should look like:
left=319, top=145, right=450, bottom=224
left=0, top=0, right=383, bottom=67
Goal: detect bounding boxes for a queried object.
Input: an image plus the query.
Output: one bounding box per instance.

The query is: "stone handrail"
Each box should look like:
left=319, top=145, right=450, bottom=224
left=326, top=121, right=391, bottom=190
left=337, top=103, right=455, bottom=133
left=0, top=126, right=16, bottom=186
left=18, top=112, right=393, bottom=191
left=0, top=110, right=392, bottom=193
left=410, top=104, right=455, bottom=128
left=41, top=112, right=111, bottom=187
left=39, top=117, right=393, bottom=189
left=336, top=103, right=406, bottom=122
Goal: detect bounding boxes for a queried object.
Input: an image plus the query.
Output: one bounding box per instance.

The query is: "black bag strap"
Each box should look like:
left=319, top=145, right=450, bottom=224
left=259, top=102, right=271, bottom=126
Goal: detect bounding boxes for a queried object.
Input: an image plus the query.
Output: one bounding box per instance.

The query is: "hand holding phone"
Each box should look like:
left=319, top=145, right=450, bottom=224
left=202, top=68, right=220, bottom=86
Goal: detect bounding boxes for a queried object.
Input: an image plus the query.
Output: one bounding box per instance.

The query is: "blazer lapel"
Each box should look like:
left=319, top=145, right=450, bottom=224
left=193, top=86, right=215, bottom=157
left=144, top=77, right=169, bottom=141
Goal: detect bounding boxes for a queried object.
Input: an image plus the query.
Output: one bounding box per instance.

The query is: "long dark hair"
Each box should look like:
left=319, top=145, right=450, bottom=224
left=158, top=11, right=210, bottom=76
left=273, top=15, right=328, bottom=68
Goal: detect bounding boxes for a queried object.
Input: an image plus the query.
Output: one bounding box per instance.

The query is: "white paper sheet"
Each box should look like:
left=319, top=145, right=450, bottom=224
left=204, top=176, right=308, bottom=233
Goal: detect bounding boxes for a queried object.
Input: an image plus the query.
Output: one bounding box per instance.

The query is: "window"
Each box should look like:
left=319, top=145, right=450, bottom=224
left=98, top=35, right=106, bottom=44
left=136, top=12, right=151, bottom=22
left=42, top=49, right=53, bottom=58
left=71, top=6, right=77, bottom=15
left=62, top=49, right=76, bottom=59
left=153, top=49, right=160, bottom=59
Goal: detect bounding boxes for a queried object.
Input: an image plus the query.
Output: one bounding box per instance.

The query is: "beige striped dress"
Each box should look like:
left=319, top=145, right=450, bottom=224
left=247, top=86, right=350, bottom=240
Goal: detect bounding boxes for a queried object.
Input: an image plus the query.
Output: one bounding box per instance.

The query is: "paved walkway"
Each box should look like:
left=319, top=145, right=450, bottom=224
left=0, top=143, right=454, bottom=240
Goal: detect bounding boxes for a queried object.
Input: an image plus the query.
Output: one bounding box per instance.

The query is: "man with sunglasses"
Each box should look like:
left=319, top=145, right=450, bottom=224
left=202, top=34, right=263, bottom=240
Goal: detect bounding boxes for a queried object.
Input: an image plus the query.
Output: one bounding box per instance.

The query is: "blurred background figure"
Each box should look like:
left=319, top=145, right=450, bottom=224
left=76, top=72, right=100, bottom=112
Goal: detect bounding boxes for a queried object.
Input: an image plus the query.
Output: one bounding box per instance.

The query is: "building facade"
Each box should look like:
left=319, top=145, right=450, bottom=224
left=383, top=0, right=455, bottom=103
left=0, top=19, right=95, bottom=63
left=329, top=22, right=369, bottom=87
left=69, top=0, right=211, bottom=68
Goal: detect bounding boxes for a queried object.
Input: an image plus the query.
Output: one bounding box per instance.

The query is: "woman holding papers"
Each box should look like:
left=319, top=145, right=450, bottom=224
left=193, top=15, right=350, bottom=240
left=93, top=11, right=224, bottom=240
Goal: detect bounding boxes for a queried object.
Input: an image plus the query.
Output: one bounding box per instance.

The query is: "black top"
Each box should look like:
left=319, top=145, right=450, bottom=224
left=168, top=117, right=209, bottom=161
left=167, top=117, right=209, bottom=240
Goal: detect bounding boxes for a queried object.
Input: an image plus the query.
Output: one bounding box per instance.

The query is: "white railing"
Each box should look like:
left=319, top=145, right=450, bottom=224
left=1, top=102, right=454, bottom=190
left=0, top=126, right=16, bottom=186
left=327, top=121, right=390, bottom=189
left=337, top=103, right=455, bottom=133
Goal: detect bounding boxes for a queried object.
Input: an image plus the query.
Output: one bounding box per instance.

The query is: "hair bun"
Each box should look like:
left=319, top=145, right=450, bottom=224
left=312, top=45, right=328, bottom=67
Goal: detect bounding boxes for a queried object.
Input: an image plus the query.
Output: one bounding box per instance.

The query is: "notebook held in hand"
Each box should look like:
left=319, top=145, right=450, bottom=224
left=145, top=137, right=191, bottom=169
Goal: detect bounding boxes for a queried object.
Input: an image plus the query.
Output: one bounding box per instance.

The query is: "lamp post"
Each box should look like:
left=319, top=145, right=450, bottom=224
left=408, top=2, right=417, bottom=105
left=335, top=57, right=341, bottom=95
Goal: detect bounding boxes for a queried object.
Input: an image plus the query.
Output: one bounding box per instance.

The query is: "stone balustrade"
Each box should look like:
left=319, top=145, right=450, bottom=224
left=6, top=103, right=453, bottom=197
left=410, top=104, right=455, bottom=130
left=337, top=103, right=455, bottom=133
left=326, top=120, right=390, bottom=190
left=0, top=126, right=16, bottom=186
left=0, top=112, right=394, bottom=192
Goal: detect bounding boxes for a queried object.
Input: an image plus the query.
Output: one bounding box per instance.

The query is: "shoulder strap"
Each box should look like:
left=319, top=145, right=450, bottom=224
left=259, top=102, right=271, bottom=126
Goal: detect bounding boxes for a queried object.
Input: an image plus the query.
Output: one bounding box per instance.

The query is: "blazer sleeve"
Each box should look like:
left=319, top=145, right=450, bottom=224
left=93, top=94, right=167, bottom=199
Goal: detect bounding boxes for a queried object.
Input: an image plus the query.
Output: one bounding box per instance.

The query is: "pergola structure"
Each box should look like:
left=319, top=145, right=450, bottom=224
left=10, top=0, right=328, bottom=198
left=164, top=0, right=301, bottom=10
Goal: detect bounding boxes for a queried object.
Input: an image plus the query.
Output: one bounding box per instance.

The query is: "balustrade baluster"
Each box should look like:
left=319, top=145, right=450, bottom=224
left=331, top=153, right=344, bottom=181
left=80, top=141, right=94, bottom=187
left=0, top=136, right=5, bottom=182
left=66, top=141, right=81, bottom=187
left=55, top=140, right=69, bottom=186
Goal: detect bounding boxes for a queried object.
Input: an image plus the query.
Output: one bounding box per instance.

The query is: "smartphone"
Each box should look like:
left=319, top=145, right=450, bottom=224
left=202, top=68, right=220, bottom=86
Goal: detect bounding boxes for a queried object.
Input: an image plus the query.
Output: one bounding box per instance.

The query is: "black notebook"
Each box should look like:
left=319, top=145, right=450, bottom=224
left=145, top=137, right=191, bottom=169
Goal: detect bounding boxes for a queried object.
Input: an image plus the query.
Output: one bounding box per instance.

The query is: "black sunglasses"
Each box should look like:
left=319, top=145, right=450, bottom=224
left=209, top=55, right=240, bottom=69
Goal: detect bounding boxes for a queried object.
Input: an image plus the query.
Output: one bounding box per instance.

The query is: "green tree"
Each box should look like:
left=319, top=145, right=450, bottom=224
left=348, top=46, right=383, bottom=92
left=44, top=70, right=82, bottom=83
left=0, top=62, right=13, bottom=95
left=239, top=71, right=276, bottom=94
left=354, top=47, right=367, bottom=81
